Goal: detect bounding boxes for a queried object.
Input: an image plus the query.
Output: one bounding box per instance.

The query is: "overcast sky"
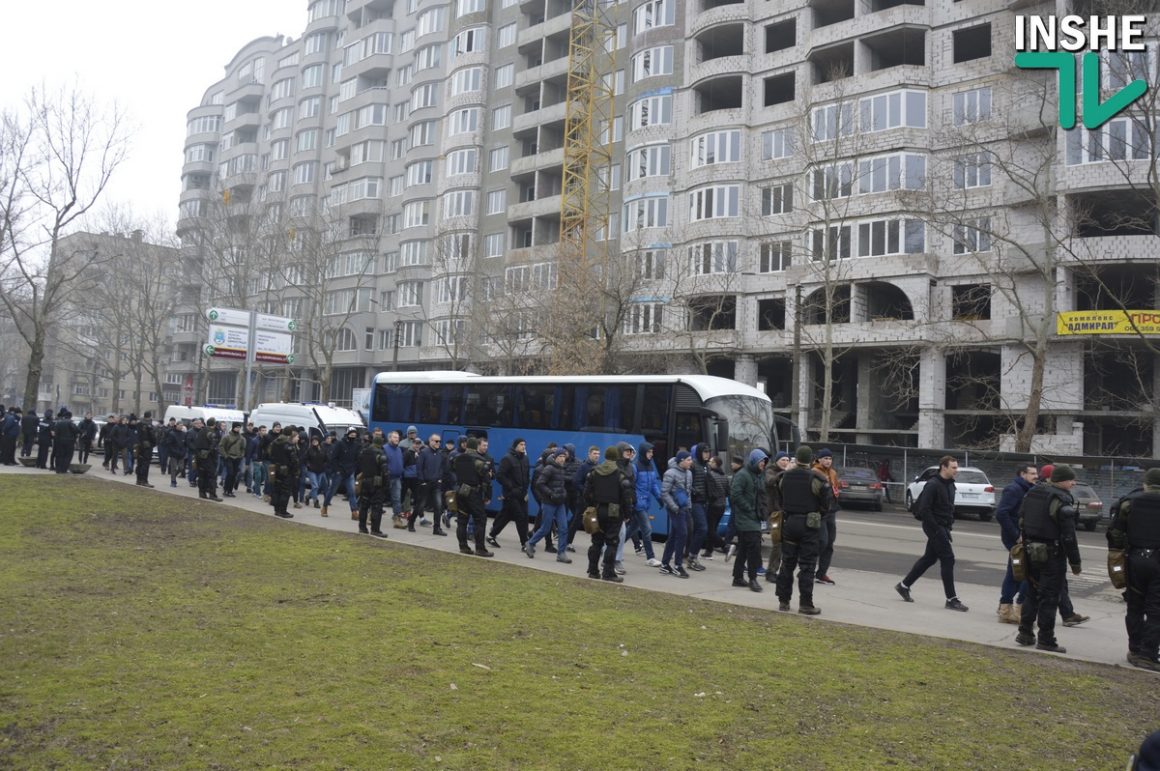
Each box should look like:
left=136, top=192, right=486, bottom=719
left=0, top=1, right=306, bottom=232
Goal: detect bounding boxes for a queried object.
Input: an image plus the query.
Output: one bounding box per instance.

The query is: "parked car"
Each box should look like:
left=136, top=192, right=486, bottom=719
left=837, top=467, right=885, bottom=511
left=906, top=466, right=995, bottom=521
left=1069, top=482, right=1103, bottom=531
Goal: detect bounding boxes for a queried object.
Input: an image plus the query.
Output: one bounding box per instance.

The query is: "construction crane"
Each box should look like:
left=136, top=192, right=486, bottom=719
left=552, top=0, right=616, bottom=374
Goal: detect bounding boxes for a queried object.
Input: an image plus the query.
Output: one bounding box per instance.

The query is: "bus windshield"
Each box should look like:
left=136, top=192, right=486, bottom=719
left=705, top=395, right=774, bottom=460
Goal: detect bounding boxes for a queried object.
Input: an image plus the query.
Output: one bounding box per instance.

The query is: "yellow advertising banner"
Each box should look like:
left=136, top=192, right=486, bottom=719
left=1056, top=310, right=1160, bottom=336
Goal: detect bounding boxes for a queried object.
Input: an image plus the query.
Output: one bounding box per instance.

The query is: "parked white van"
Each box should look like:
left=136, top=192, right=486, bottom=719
left=247, top=403, right=366, bottom=441
left=162, top=405, right=247, bottom=428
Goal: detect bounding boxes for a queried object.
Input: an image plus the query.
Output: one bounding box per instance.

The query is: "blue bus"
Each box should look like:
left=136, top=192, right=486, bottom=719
left=367, top=371, right=776, bottom=536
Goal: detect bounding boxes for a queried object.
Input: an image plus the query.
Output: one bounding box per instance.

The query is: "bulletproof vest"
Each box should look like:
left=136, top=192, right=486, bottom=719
left=1021, top=484, right=1068, bottom=542
left=589, top=468, right=623, bottom=505
left=1126, top=490, right=1160, bottom=548
left=358, top=447, right=384, bottom=477
left=453, top=451, right=482, bottom=486
left=267, top=437, right=291, bottom=465
left=780, top=467, right=820, bottom=514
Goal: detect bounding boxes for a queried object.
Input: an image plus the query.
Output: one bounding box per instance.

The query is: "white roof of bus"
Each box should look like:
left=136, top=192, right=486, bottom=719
left=370, top=371, right=770, bottom=404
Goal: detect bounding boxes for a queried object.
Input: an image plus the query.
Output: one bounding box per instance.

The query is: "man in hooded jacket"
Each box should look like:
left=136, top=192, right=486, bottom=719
left=731, top=449, right=769, bottom=592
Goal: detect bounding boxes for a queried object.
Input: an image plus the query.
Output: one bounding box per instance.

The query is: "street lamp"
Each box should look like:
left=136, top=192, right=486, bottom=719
left=392, top=319, right=403, bottom=371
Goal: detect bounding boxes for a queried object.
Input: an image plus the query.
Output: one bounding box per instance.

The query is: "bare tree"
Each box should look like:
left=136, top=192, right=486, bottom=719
left=0, top=86, right=129, bottom=410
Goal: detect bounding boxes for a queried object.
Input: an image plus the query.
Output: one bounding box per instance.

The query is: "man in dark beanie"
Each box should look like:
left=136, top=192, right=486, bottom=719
left=1108, top=467, right=1160, bottom=671
left=1015, top=463, right=1081, bottom=653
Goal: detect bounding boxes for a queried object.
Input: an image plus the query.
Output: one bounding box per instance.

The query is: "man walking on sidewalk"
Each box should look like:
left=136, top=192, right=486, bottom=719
left=896, top=455, right=969, bottom=612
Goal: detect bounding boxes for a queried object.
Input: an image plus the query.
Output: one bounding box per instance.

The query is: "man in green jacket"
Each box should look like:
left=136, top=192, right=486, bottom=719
left=219, top=422, right=247, bottom=498
left=731, top=448, right=769, bottom=592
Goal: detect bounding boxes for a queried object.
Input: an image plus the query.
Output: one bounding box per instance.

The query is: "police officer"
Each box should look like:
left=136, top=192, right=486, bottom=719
left=584, top=445, right=634, bottom=582
left=193, top=417, right=223, bottom=501
left=1015, top=464, right=1081, bottom=654
left=52, top=410, right=77, bottom=474
left=134, top=411, right=156, bottom=488
left=267, top=426, right=298, bottom=519
left=356, top=434, right=389, bottom=536
left=452, top=436, right=493, bottom=557
left=1107, top=467, right=1160, bottom=671
left=35, top=413, right=54, bottom=470
left=776, top=445, right=833, bottom=615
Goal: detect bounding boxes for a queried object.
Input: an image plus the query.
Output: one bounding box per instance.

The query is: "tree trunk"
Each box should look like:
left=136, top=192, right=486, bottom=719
left=1015, top=335, right=1048, bottom=453
left=820, top=286, right=835, bottom=443
left=22, top=325, right=45, bottom=412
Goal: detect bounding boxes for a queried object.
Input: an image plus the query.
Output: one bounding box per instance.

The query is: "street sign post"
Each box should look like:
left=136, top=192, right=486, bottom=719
left=204, top=307, right=296, bottom=412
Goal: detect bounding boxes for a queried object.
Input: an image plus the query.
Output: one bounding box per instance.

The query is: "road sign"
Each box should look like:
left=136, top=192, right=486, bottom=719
left=205, top=307, right=251, bottom=326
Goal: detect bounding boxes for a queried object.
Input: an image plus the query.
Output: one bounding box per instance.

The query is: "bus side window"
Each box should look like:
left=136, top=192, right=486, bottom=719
left=415, top=384, right=441, bottom=423
left=442, top=385, right=463, bottom=425
left=518, top=384, right=552, bottom=430
left=674, top=412, right=702, bottom=454
left=641, top=385, right=671, bottom=435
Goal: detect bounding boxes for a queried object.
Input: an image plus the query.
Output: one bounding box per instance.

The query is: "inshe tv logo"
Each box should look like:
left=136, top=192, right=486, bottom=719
left=1014, top=15, right=1149, bottom=129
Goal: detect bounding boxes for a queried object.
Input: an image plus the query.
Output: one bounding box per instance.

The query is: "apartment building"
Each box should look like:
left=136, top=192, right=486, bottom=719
left=176, top=0, right=1160, bottom=455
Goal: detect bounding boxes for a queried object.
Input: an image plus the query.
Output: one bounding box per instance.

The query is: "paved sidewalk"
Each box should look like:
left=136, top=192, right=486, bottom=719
left=2, top=462, right=1137, bottom=670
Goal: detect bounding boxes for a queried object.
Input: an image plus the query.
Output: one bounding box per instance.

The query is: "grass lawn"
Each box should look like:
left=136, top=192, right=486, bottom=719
left=0, top=476, right=1155, bottom=769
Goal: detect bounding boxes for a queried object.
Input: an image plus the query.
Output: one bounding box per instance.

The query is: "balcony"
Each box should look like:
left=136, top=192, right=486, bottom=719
left=515, top=55, right=570, bottom=91
left=518, top=12, right=571, bottom=48
left=510, top=146, right=565, bottom=176
left=689, top=2, right=750, bottom=36
left=512, top=100, right=567, bottom=134
left=508, top=193, right=562, bottom=220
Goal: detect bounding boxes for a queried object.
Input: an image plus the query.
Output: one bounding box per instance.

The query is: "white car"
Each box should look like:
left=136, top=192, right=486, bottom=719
left=905, top=466, right=995, bottom=521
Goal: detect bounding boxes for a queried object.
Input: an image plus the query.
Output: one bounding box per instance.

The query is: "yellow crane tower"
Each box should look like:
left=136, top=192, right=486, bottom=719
left=551, top=0, right=616, bottom=374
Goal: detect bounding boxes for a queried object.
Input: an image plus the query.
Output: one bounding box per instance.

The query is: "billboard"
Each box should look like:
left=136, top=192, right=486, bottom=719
left=204, top=307, right=297, bottom=364
left=1056, top=310, right=1160, bottom=336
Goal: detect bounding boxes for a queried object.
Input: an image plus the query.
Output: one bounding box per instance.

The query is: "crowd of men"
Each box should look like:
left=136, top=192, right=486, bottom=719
left=6, top=400, right=1157, bottom=672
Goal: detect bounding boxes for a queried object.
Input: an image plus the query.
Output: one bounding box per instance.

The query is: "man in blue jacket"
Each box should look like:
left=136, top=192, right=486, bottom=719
left=383, top=429, right=405, bottom=527
left=416, top=432, right=449, bottom=536
left=996, top=464, right=1037, bottom=624
left=323, top=427, right=362, bottom=520
left=629, top=442, right=664, bottom=567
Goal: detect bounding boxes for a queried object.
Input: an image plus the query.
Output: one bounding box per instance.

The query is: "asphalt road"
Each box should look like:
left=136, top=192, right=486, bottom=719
left=830, top=503, right=1112, bottom=600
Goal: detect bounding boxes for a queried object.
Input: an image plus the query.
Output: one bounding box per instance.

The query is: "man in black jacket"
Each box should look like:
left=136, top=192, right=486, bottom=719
left=324, top=428, right=362, bottom=520
left=135, top=412, right=156, bottom=487
left=415, top=432, right=448, bottom=536
left=165, top=422, right=188, bottom=488
left=52, top=411, right=77, bottom=474
left=20, top=409, right=39, bottom=458
left=488, top=438, right=530, bottom=548
left=896, top=455, right=968, bottom=612
left=77, top=414, right=98, bottom=464
left=1016, top=464, right=1081, bottom=653
left=193, top=417, right=222, bottom=501
left=584, top=446, right=635, bottom=582
left=35, top=414, right=54, bottom=469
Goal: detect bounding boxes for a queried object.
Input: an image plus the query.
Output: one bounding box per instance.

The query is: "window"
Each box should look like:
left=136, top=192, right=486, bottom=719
left=390, top=175, right=404, bottom=196
left=436, top=275, right=469, bottom=304
left=505, top=264, right=530, bottom=292
left=410, top=120, right=438, bottom=148
left=397, top=320, right=421, bottom=347
left=859, top=90, right=926, bottom=132
left=689, top=241, right=738, bottom=274
left=267, top=170, right=286, bottom=192
left=631, top=46, right=673, bottom=81
left=450, top=67, right=484, bottom=96
left=397, top=64, right=414, bottom=86
left=690, top=130, right=741, bottom=168
left=270, top=139, right=288, bottom=161
left=1106, top=49, right=1151, bottom=89
left=489, top=146, right=509, bottom=171
left=454, top=28, right=487, bottom=57
left=1065, top=118, right=1152, bottom=165
left=761, top=183, right=793, bottom=215
left=442, top=189, right=475, bottom=217
left=379, top=291, right=396, bottom=311
left=811, top=102, right=855, bottom=141
left=448, top=108, right=480, bottom=135
left=633, top=0, right=674, bottom=35
left=953, top=23, right=992, bottom=63
left=952, top=87, right=991, bottom=126
left=458, top=0, right=485, bottom=15
left=350, top=140, right=384, bottom=165
left=761, top=127, right=795, bottom=160
left=810, top=161, right=853, bottom=200
left=324, top=287, right=373, bottom=315
left=634, top=248, right=666, bottom=279
left=431, top=319, right=466, bottom=346
left=341, top=79, right=357, bottom=101
left=492, top=104, right=512, bottom=130
left=403, top=200, right=431, bottom=228
left=809, top=225, right=851, bottom=261
left=689, top=185, right=740, bottom=221
left=416, top=44, right=441, bottom=70
left=185, top=144, right=217, bottom=163
left=486, top=189, right=506, bottom=215
left=759, top=240, right=792, bottom=272
left=401, top=240, right=430, bottom=266
left=395, top=102, right=409, bottom=122
left=299, top=96, right=322, bottom=119
left=951, top=283, right=991, bottom=320
left=296, top=129, right=318, bottom=152
left=469, top=233, right=498, bottom=261
left=398, top=280, right=424, bottom=308
left=400, top=30, right=416, bottom=52
left=953, top=152, right=991, bottom=189
left=622, top=196, right=669, bottom=231
left=302, top=64, right=324, bottom=88
left=406, top=160, right=433, bottom=186
left=952, top=217, right=991, bottom=254
left=411, top=83, right=438, bottom=110
left=272, top=108, right=293, bottom=130
left=305, top=32, right=327, bottom=55
left=765, top=18, right=796, bottom=53
left=355, top=103, right=387, bottom=128
left=856, top=218, right=926, bottom=257
left=629, top=94, right=672, bottom=129
left=494, top=64, right=514, bottom=90
left=293, top=161, right=317, bottom=185
left=626, top=143, right=670, bottom=180
left=271, top=78, right=295, bottom=100
left=334, top=328, right=357, bottom=352
left=417, top=7, right=446, bottom=35
left=623, top=303, right=663, bottom=334
left=447, top=147, right=478, bottom=175
left=497, top=23, right=516, bottom=48
left=391, top=138, right=407, bottom=159
left=186, top=115, right=222, bottom=135
left=857, top=153, right=926, bottom=194
left=531, top=261, right=558, bottom=289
